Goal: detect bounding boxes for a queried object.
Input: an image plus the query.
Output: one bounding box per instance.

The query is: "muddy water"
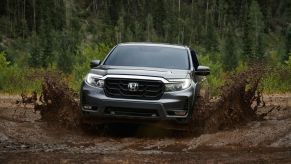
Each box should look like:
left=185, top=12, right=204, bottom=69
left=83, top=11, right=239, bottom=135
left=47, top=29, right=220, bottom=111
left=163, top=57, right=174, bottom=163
left=0, top=95, right=291, bottom=163
left=1, top=97, right=291, bottom=162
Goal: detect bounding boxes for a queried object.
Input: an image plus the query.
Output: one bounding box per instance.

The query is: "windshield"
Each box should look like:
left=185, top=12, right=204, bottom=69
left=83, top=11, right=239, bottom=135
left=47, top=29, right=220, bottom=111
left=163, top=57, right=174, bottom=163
left=104, top=45, right=190, bottom=70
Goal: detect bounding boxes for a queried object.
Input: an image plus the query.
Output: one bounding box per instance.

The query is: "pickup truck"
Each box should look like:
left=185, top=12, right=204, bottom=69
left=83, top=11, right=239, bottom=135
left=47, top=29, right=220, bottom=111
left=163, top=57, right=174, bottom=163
left=80, top=43, right=210, bottom=130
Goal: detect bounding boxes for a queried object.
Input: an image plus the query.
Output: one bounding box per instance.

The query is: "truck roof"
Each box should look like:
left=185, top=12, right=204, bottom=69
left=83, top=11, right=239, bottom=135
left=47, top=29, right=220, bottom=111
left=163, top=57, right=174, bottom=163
left=118, top=42, right=188, bottom=50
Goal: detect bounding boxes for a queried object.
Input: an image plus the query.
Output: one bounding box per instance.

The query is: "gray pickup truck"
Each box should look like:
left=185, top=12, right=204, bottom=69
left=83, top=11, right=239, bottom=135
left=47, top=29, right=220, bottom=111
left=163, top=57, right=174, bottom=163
left=80, top=43, right=210, bottom=130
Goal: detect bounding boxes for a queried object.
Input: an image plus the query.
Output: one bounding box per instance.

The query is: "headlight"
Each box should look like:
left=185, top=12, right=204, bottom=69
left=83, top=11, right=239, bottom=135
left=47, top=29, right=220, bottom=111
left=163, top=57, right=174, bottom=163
left=85, top=73, right=104, bottom=88
left=165, top=79, right=191, bottom=92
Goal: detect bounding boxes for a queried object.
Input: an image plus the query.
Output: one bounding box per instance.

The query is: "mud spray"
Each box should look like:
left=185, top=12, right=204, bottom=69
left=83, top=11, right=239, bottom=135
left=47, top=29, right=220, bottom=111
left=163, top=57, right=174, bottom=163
left=33, top=72, right=80, bottom=128
left=26, top=67, right=268, bottom=133
left=193, top=66, right=265, bottom=133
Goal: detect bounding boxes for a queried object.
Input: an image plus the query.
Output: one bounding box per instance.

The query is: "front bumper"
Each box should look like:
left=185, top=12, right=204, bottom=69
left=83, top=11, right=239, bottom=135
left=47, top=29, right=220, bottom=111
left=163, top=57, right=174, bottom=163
left=80, top=81, right=196, bottom=124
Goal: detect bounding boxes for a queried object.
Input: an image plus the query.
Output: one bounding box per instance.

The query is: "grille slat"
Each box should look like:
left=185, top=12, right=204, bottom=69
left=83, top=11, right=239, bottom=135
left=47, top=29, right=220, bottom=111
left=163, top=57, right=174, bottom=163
left=104, top=78, right=164, bottom=100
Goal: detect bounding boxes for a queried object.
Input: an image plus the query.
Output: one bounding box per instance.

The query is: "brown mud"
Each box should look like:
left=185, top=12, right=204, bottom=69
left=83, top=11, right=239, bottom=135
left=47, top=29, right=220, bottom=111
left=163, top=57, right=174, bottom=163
left=34, top=72, right=80, bottom=128
left=193, top=67, right=265, bottom=133
left=0, top=68, right=291, bottom=163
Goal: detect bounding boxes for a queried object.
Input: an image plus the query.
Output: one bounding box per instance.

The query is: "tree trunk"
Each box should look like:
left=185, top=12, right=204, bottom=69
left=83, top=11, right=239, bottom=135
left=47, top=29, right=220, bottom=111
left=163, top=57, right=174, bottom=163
left=205, top=0, right=209, bottom=32
left=33, top=0, right=36, bottom=32
left=23, top=0, right=26, bottom=38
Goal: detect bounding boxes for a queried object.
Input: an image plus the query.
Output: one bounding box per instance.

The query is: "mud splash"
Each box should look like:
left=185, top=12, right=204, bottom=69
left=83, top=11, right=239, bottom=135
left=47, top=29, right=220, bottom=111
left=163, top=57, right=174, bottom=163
left=30, top=67, right=267, bottom=132
left=34, top=72, right=80, bottom=128
left=193, top=66, right=265, bottom=133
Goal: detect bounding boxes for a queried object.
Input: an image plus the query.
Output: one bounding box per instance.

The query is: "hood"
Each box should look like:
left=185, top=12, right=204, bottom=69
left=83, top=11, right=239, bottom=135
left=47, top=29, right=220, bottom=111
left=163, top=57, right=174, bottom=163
left=90, top=65, right=190, bottom=79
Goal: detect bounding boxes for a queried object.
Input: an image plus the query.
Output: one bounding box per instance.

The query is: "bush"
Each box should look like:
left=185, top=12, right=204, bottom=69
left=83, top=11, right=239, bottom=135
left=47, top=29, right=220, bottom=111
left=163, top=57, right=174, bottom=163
left=198, top=54, right=224, bottom=96
left=0, top=52, right=9, bottom=90
left=262, top=58, right=291, bottom=93
left=69, top=43, right=110, bottom=90
left=0, top=51, right=42, bottom=93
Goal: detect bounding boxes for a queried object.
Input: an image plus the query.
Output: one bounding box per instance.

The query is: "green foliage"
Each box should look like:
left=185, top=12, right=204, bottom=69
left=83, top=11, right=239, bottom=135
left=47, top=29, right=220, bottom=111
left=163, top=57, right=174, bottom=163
left=286, top=54, right=291, bottom=69
left=0, top=52, right=8, bottom=90
left=262, top=64, right=291, bottom=93
left=198, top=54, right=224, bottom=96
left=29, top=34, right=41, bottom=68
left=222, top=31, right=238, bottom=72
left=205, top=21, right=218, bottom=53
left=0, top=0, right=290, bottom=94
left=153, top=0, right=166, bottom=36
left=0, top=52, right=41, bottom=93
left=69, top=44, right=110, bottom=90
left=146, top=14, right=158, bottom=42
left=0, top=51, right=9, bottom=69
left=284, top=26, right=291, bottom=62
left=55, top=30, right=81, bottom=74
left=115, top=8, right=125, bottom=43
left=243, top=0, right=265, bottom=62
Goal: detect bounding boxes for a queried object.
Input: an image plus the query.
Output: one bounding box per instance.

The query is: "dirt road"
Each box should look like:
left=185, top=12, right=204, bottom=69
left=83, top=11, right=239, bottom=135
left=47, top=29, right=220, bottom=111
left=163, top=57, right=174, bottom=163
left=0, top=94, right=291, bottom=163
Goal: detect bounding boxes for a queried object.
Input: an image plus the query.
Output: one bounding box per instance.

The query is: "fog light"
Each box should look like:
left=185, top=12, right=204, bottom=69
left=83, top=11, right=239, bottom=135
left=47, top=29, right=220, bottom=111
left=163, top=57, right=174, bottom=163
left=174, top=111, right=187, bottom=116
left=83, top=105, right=92, bottom=110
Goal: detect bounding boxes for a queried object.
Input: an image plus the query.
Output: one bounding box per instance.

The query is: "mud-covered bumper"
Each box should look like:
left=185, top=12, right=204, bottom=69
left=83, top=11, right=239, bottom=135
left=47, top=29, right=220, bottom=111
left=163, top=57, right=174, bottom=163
left=80, top=82, right=196, bottom=124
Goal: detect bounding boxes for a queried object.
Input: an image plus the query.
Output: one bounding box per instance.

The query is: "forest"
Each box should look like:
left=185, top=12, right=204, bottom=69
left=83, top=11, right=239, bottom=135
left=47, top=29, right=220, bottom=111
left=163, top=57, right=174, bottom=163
left=0, top=0, right=290, bottom=94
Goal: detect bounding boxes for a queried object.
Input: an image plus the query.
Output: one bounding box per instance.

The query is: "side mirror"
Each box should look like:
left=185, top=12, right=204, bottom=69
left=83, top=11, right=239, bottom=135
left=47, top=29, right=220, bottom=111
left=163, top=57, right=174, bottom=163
left=90, top=60, right=101, bottom=68
left=195, top=66, right=210, bottom=76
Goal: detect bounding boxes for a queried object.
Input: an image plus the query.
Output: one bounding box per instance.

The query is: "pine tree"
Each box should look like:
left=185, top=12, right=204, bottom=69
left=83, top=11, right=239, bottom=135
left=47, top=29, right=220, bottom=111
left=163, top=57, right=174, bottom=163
left=204, top=20, right=218, bottom=52
left=28, top=32, right=42, bottom=68
left=0, top=51, right=9, bottom=69
left=163, top=1, right=178, bottom=43
left=283, top=26, right=291, bottom=62
left=256, top=34, right=265, bottom=59
left=115, top=8, right=125, bottom=43
left=153, top=0, right=166, bottom=37
left=222, top=30, right=238, bottom=71
left=146, top=14, right=157, bottom=42
left=39, top=18, right=53, bottom=68
left=134, top=20, right=143, bottom=41
left=125, top=26, right=133, bottom=42
left=285, top=1, right=291, bottom=62
left=242, top=0, right=265, bottom=62
left=57, top=31, right=78, bottom=73
left=286, top=0, right=291, bottom=23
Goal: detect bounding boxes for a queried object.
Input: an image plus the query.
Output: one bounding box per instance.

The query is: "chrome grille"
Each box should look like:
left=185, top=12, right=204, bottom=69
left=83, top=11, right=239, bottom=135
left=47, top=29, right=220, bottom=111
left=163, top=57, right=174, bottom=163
left=104, top=78, right=164, bottom=100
